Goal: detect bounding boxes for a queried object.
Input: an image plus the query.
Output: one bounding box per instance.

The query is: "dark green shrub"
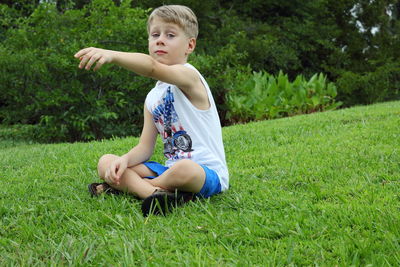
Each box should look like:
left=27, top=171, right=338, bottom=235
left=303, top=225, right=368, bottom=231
left=336, top=62, right=400, bottom=107
left=0, top=0, right=151, bottom=142
left=226, top=71, right=341, bottom=123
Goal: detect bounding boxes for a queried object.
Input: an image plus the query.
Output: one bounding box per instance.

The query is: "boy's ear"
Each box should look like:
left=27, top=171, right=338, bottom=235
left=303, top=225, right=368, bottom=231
left=186, top=38, right=196, bottom=55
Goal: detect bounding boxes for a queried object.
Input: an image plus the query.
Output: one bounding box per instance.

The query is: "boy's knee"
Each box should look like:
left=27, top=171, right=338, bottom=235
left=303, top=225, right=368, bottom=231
left=170, top=159, right=202, bottom=183
left=173, top=159, right=193, bottom=172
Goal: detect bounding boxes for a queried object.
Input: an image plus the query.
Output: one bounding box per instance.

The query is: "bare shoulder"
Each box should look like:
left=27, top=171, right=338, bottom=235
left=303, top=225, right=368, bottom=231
left=153, top=62, right=210, bottom=110
left=152, top=62, right=197, bottom=88
left=174, top=64, right=210, bottom=110
left=183, top=67, right=210, bottom=110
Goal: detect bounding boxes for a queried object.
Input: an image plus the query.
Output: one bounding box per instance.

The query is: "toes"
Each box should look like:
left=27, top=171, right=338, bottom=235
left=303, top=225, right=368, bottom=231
left=96, top=184, right=104, bottom=194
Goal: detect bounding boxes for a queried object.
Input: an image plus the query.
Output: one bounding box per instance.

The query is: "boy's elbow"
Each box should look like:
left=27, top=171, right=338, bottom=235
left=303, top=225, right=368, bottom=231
left=146, top=147, right=155, bottom=160
left=144, top=57, right=158, bottom=79
left=138, top=142, right=155, bottom=159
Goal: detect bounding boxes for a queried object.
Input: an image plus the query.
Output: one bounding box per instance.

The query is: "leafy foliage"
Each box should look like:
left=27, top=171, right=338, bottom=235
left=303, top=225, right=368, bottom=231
left=336, top=62, right=400, bottom=106
left=227, top=71, right=341, bottom=123
left=0, top=0, right=151, bottom=142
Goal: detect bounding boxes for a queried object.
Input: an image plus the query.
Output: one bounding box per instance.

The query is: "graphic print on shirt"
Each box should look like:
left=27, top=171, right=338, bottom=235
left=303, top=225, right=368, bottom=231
left=152, top=86, right=193, bottom=160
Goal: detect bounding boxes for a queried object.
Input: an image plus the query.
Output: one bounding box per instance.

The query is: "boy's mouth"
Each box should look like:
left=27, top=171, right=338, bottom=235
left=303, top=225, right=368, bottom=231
left=155, top=50, right=167, bottom=55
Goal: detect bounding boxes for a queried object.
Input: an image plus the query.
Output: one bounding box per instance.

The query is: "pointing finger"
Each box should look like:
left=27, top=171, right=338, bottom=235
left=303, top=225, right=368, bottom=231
left=85, top=53, right=100, bottom=70
left=74, top=47, right=92, bottom=58
left=78, top=50, right=97, bottom=69
left=93, top=57, right=106, bottom=71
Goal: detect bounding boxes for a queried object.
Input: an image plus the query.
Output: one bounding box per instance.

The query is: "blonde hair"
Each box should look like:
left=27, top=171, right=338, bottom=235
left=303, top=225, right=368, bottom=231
left=147, top=5, right=198, bottom=39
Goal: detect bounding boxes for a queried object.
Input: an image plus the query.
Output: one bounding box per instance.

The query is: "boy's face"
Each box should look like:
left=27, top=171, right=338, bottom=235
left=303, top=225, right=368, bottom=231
left=148, top=17, right=195, bottom=65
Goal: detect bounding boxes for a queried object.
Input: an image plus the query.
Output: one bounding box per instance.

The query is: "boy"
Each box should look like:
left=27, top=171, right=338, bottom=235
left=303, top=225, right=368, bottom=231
left=75, top=5, right=229, bottom=216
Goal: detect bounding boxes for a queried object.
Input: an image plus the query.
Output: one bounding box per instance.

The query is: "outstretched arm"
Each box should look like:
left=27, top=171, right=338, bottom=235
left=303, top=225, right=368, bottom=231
left=74, top=47, right=200, bottom=94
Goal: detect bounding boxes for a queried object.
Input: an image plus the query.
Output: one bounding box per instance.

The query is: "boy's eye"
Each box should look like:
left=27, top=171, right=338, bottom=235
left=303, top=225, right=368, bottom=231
left=167, top=33, right=175, bottom=38
left=151, top=33, right=160, bottom=38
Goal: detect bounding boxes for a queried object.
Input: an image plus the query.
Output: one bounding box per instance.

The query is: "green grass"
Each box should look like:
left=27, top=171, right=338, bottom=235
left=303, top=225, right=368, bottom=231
left=1, top=101, right=400, bottom=266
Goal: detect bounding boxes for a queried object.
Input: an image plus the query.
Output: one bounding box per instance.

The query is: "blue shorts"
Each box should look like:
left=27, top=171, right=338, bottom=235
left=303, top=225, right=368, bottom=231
left=143, top=161, right=222, bottom=198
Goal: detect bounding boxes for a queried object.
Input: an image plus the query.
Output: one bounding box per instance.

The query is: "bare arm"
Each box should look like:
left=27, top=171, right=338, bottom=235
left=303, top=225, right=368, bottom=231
left=122, top=106, right=158, bottom=167
left=74, top=48, right=200, bottom=94
left=107, top=106, right=158, bottom=184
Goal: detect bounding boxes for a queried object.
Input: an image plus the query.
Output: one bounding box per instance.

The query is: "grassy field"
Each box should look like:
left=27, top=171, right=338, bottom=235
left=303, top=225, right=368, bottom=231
left=1, top=101, right=399, bottom=266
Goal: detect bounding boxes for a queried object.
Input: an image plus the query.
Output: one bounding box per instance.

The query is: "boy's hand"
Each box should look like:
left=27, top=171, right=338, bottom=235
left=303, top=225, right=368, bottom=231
left=104, top=157, right=128, bottom=185
left=74, top=47, right=114, bottom=71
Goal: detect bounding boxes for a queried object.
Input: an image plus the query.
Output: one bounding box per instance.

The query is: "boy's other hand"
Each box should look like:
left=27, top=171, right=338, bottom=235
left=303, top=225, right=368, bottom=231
left=74, top=47, right=114, bottom=71
left=105, top=157, right=128, bottom=185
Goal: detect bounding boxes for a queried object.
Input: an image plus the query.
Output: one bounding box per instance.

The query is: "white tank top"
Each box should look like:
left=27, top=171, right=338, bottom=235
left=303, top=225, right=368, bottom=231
left=145, top=63, right=229, bottom=191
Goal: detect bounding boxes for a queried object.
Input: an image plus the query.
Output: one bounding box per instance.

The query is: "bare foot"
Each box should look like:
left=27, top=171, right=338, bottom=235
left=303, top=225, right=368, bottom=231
left=96, top=184, right=105, bottom=194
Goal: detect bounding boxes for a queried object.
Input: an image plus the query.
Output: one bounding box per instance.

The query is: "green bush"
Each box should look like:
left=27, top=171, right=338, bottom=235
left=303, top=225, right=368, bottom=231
left=336, top=62, right=400, bottom=107
left=0, top=0, right=151, bottom=142
left=226, top=71, right=341, bottom=123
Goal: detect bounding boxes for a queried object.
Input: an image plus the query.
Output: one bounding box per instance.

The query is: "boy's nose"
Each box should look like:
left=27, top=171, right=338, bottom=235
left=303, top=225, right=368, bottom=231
left=156, top=35, right=166, bottom=45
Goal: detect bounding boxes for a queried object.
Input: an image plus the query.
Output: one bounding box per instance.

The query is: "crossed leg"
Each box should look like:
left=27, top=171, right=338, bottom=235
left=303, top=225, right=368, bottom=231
left=97, top=154, right=206, bottom=199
